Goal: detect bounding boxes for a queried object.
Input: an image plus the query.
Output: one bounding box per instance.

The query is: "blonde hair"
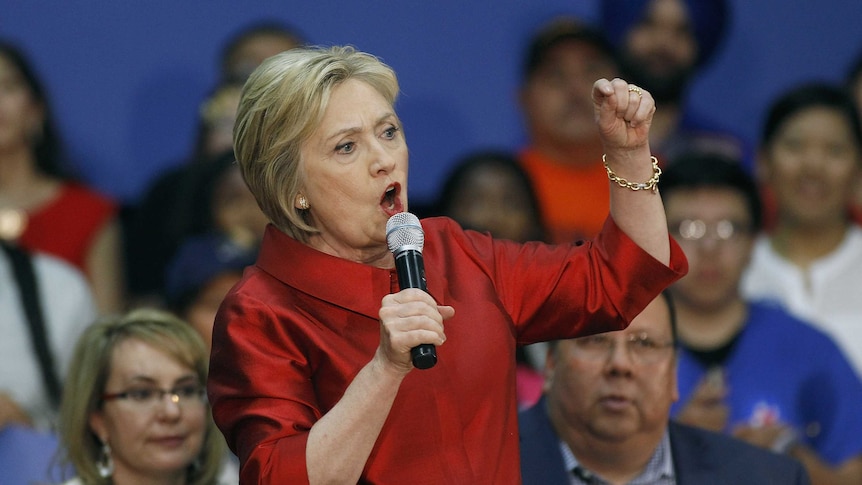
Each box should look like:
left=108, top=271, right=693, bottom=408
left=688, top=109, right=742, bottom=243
left=57, top=308, right=225, bottom=485
left=233, top=45, right=399, bottom=242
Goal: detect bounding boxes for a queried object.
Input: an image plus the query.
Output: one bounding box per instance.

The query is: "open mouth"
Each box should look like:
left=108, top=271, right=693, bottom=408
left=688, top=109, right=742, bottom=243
left=380, top=183, right=403, bottom=216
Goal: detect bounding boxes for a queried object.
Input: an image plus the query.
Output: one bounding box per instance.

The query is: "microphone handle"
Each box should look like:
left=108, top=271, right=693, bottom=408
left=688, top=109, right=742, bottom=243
left=394, top=250, right=437, bottom=369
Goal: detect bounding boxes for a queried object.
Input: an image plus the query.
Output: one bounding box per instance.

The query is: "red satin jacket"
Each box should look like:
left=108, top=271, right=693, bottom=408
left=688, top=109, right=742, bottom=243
left=208, top=216, right=687, bottom=484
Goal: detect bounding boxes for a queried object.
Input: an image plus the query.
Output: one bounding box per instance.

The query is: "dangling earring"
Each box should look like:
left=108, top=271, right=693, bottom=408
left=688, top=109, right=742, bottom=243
left=96, top=440, right=114, bottom=478
left=298, top=195, right=309, bottom=210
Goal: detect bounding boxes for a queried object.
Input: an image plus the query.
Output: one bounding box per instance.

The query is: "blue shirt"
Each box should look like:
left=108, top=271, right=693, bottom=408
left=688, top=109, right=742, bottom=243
left=672, top=301, right=862, bottom=465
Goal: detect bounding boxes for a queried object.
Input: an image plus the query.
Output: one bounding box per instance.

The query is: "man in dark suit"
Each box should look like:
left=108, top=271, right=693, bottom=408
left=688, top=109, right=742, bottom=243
left=519, top=292, right=809, bottom=484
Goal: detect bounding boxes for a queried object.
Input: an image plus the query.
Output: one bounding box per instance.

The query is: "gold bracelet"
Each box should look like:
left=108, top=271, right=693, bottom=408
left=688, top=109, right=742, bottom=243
left=602, top=154, right=662, bottom=193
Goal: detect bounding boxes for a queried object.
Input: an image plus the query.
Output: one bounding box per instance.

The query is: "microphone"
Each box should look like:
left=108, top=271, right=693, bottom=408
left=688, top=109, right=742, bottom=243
left=386, top=212, right=437, bottom=369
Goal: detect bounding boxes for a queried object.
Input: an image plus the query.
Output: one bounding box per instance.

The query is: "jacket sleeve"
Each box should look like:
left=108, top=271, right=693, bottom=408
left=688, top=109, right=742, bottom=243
left=207, top=291, right=318, bottom=484
left=449, top=216, right=687, bottom=344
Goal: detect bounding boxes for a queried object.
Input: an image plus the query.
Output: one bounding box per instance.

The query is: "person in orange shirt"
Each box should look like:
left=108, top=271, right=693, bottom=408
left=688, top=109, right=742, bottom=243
left=518, top=17, right=621, bottom=243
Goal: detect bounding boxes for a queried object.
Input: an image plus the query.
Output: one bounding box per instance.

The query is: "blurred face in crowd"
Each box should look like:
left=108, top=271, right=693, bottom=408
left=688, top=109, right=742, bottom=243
left=445, top=162, right=541, bottom=242
left=226, top=32, right=302, bottom=83
left=298, top=78, right=408, bottom=263
left=89, top=338, right=207, bottom=483
left=544, top=296, right=677, bottom=445
left=666, top=187, right=754, bottom=312
left=200, top=85, right=241, bottom=158
left=0, top=53, right=42, bottom=152
left=760, top=106, right=862, bottom=229
left=213, top=165, right=270, bottom=247
left=620, top=0, right=698, bottom=103
left=185, top=272, right=243, bottom=355
left=521, top=39, right=618, bottom=150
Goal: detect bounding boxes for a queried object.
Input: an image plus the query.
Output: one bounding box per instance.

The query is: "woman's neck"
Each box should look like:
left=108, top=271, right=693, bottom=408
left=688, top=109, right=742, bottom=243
left=110, top=467, right=188, bottom=485
left=0, top=148, right=58, bottom=210
left=770, top=218, right=848, bottom=270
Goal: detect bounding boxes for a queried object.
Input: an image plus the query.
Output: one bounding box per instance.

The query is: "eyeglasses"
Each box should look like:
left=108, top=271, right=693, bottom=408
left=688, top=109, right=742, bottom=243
left=670, top=219, right=752, bottom=244
left=101, top=384, right=206, bottom=408
left=572, top=332, right=674, bottom=364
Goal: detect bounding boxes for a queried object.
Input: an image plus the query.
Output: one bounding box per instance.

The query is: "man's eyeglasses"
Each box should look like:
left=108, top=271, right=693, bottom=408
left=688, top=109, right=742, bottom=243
left=101, top=384, right=206, bottom=408
left=572, top=332, right=674, bottom=364
left=670, top=219, right=752, bottom=245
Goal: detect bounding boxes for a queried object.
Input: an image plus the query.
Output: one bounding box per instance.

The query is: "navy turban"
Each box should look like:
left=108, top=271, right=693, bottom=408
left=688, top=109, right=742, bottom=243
left=599, top=0, right=729, bottom=67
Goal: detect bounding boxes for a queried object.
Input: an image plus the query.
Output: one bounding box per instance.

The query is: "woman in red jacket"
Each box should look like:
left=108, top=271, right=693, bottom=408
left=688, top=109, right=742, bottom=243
left=207, top=45, right=686, bottom=484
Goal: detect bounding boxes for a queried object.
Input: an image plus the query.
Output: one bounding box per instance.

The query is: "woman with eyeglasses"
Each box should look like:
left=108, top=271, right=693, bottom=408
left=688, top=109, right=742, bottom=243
left=56, top=308, right=227, bottom=485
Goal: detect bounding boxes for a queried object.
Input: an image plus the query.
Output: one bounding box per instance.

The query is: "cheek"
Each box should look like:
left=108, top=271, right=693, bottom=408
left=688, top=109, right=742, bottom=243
left=672, top=36, right=698, bottom=66
left=767, top=158, right=798, bottom=183
left=312, top=175, right=357, bottom=204
left=528, top=87, right=565, bottom=116
left=184, top=408, right=209, bottom=453
left=640, top=367, right=677, bottom=412
left=551, top=364, right=597, bottom=409
left=104, top=410, right=147, bottom=449
left=824, top=159, right=861, bottom=190
left=186, top=407, right=208, bottom=435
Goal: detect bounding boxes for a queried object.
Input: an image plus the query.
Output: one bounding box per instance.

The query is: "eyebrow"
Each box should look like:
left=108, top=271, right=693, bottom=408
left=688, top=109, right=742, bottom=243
left=122, top=373, right=199, bottom=386
left=323, top=112, right=398, bottom=144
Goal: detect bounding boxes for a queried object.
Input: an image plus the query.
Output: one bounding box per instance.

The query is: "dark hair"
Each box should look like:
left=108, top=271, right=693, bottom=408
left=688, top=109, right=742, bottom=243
left=435, top=149, right=547, bottom=242
left=660, top=151, right=763, bottom=230
left=164, top=233, right=256, bottom=315
left=522, top=17, right=616, bottom=81
left=219, top=21, right=305, bottom=83
left=846, top=48, right=862, bottom=89
left=761, top=82, right=862, bottom=150
left=184, top=149, right=240, bottom=236
left=0, top=40, right=67, bottom=179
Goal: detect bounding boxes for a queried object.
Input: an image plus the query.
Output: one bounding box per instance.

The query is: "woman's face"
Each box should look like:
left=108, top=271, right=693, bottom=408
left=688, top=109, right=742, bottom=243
left=298, top=78, right=408, bottom=264
left=447, top=163, right=539, bottom=242
left=214, top=165, right=269, bottom=246
left=760, top=106, right=862, bottom=227
left=89, top=338, right=207, bottom=482
left=201, top=87, right=241, bottom=158
left=0, top=55, right=42, bottom=152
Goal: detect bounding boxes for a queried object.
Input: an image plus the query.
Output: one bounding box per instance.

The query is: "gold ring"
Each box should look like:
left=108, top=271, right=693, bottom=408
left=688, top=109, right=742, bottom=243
left=628, top=85, right=642, bottom=97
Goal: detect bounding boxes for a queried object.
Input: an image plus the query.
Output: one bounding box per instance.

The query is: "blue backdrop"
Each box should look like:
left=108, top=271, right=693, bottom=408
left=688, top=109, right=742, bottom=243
left=3, top=1, right=862, bottom=208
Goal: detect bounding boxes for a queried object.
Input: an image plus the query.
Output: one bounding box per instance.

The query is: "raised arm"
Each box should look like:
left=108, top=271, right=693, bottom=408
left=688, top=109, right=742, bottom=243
left=592, top=78, right=670, bottom=265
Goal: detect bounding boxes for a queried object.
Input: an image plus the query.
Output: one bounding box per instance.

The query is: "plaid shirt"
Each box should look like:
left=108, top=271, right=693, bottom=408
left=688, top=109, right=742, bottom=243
left=560, top=430, right=676, bottom=485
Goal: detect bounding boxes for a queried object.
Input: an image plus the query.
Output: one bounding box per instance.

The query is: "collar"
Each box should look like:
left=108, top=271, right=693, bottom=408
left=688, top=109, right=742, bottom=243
left=255, top=224, right=396, bottom=320
left=561, top=430, right=675, bottom=484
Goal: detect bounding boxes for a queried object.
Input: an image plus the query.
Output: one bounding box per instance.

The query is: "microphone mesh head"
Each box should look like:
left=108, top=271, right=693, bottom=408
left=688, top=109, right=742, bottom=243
left=386, top=212, right=424, bottom=253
